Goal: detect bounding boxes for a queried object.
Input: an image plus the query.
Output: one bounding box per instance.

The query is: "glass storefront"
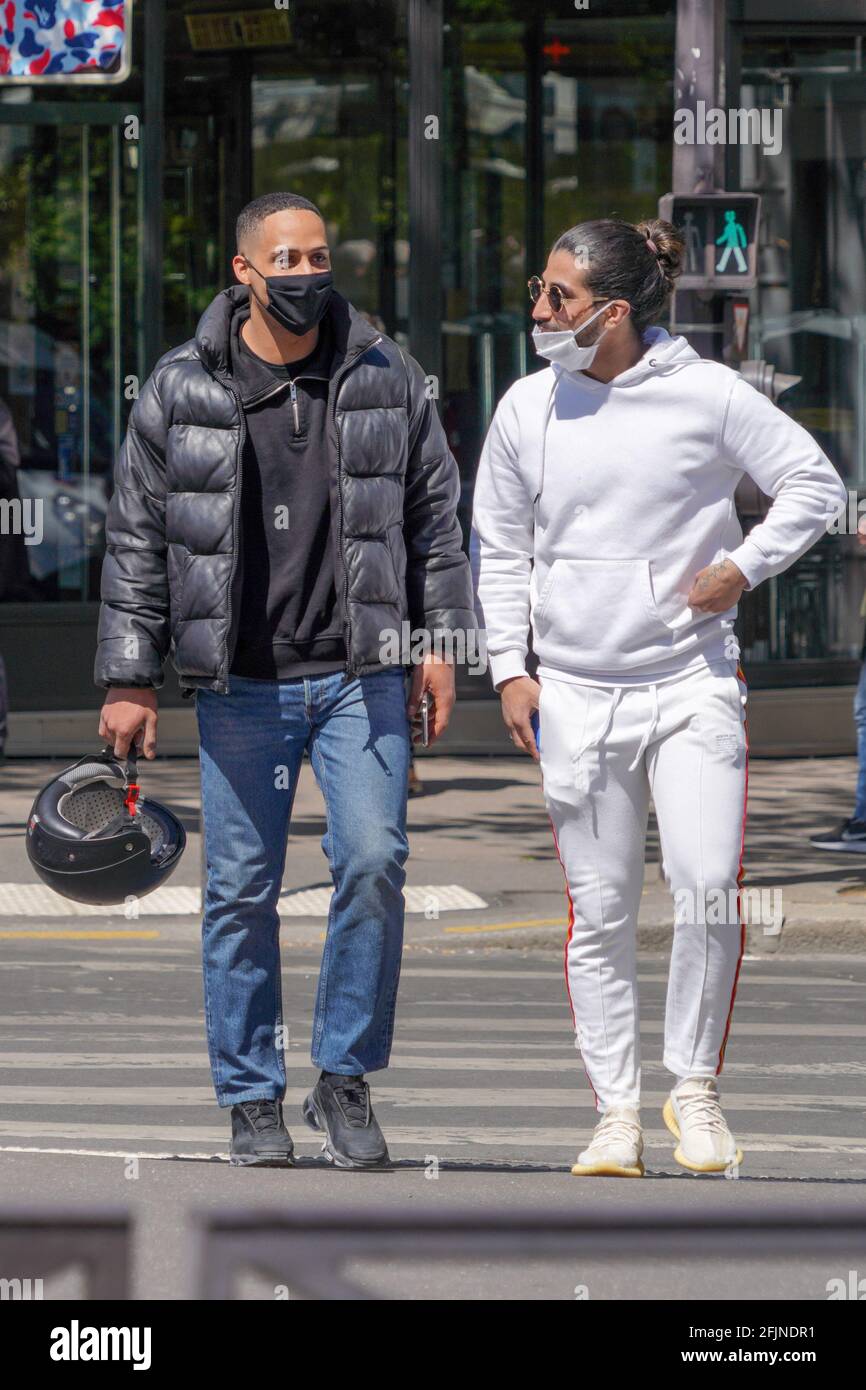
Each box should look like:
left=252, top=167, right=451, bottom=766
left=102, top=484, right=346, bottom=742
left=440, top=2, right=676, bottom=538
left=160, top=1, right=409, bottom=349
left=0, top=0, right=864, bottom=725
left=0, top=103, right=140, bottom=601
left=733, top=23, right=866, bottom=681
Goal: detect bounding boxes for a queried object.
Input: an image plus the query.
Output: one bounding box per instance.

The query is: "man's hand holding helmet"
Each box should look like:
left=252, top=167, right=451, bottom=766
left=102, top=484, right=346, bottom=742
left=99, top=688, right=159, bottom=760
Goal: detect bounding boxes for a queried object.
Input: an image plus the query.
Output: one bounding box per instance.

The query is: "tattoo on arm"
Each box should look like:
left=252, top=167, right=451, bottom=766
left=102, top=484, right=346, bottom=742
left=695, top=561, right=731, bottom=590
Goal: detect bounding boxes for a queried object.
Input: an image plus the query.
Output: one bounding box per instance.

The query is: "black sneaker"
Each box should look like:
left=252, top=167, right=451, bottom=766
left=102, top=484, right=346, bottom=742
left=810, top=818, right=866, bottom=852
left=302, top=1072, right=391, bottom=1170
left=230, top=1100, right=295, bottom=1167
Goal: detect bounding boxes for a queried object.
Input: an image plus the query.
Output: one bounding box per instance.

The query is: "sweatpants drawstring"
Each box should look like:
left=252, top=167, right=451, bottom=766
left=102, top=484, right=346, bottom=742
left=570, top=686, right=622, bottom=794
left=628, top=682, right=660, bottom=771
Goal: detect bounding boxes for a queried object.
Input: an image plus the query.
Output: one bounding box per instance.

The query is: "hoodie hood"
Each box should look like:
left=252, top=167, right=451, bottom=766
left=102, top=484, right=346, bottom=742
left=551, top=325, right=702, bottom=390
left=194, top=283, right=380, bottom=381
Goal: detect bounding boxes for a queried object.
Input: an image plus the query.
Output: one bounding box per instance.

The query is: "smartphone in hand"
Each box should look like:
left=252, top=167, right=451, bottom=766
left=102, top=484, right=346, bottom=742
left=419, top=691, right=431, bottom=748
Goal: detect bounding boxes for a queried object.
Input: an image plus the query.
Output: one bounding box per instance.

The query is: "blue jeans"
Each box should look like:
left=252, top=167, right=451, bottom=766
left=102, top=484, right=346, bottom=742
left=855, top=658, right=866, bottom=821
left=196, top=669, right=410, bottom=1106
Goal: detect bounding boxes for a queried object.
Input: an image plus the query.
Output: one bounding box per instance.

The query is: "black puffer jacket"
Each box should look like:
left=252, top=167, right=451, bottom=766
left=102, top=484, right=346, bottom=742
left=95, top=287, right=475, bottom=695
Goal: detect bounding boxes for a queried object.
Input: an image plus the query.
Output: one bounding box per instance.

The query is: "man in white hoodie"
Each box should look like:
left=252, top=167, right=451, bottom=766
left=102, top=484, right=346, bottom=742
left=472, top=217, right=847, bottom=1177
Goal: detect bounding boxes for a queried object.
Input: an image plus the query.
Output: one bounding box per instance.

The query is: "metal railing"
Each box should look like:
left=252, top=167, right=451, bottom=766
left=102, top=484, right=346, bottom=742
left=4, top=1205, right=863, bottom=1300
left=0, top=1209, right=131, bottom=1300
left=194, top=1205, right=866, bottom=1301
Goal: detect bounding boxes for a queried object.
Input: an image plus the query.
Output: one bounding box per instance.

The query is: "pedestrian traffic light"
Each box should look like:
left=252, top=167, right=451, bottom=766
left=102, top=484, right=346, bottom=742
left=657, top=193, right=762, bottom=290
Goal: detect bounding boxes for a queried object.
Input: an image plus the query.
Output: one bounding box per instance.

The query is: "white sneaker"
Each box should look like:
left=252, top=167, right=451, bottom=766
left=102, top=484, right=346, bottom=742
left=571, top=1105, right=644, bottom=1177
left=663, top=1076, right=744, bottom=1173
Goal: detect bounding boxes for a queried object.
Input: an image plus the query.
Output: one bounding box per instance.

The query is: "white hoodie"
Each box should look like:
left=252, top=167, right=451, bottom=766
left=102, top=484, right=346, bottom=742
left=472, top=328, right=848, bottom=689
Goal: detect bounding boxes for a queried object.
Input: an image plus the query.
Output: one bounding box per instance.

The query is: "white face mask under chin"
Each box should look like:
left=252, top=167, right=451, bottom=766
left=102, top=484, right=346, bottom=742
left=532, top=301, right=612, bottom=373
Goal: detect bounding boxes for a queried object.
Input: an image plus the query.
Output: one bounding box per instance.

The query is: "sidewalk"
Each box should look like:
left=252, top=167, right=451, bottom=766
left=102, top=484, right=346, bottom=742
left=1, top=752, right=864, bottom=953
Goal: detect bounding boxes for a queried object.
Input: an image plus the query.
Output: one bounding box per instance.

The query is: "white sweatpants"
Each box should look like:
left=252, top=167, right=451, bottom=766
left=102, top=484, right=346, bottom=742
left=538, top=661, right=748, bottom=1112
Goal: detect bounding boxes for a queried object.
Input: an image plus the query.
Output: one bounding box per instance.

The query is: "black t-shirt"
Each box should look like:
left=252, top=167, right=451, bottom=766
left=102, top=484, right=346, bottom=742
left=228, top=312, right=347, bottom=681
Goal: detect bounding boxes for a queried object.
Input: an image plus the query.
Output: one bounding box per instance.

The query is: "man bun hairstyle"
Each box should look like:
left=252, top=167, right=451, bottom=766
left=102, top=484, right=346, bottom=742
left=236, top=191, right=324, bottom=252
left=552, top=217, right=685, bottom=335
left=634, top=217, right=684, bottom=294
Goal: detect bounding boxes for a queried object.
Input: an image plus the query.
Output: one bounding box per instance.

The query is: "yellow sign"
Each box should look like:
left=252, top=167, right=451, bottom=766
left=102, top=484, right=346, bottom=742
left=185, top=11, right=291, bottom=51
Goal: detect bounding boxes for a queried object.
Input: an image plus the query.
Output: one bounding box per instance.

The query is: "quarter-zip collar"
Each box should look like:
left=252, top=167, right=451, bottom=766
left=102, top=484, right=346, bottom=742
left=230, top=305, right=335, bottom=408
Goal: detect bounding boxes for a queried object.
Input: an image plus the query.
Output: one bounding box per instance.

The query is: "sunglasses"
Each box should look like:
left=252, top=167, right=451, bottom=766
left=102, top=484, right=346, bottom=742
left=528, top=276, right=606, bottom=315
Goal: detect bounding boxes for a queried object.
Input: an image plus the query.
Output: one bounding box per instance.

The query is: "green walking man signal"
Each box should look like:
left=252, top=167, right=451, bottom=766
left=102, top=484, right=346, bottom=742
left=715, top=210, right=748, bottom=274
left=657, top=193, right=762, bottom=290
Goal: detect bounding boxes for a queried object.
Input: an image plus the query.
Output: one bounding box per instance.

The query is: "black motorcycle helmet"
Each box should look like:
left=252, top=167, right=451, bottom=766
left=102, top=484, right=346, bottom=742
left=26, top=747, right=186, bottom=906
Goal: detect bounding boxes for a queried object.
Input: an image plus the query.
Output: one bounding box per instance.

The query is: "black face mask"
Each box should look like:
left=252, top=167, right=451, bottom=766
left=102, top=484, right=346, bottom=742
left=246, top=263, right=334, bottom=336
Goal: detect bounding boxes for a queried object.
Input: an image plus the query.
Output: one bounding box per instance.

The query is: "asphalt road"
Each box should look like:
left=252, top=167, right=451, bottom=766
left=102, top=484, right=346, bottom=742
left=3, top=753, right=865, bottom=1301
left=0, top=935, right=864, bottom=1301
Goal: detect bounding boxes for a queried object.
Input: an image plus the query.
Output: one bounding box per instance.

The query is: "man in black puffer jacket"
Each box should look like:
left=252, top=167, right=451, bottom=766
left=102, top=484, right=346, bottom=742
left=96, top=192, right=476, bottom=1170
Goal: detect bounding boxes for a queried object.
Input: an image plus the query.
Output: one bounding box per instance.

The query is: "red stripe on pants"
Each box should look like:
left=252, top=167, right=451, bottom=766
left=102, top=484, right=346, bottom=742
left=716, top=665, right=750, bottom=1073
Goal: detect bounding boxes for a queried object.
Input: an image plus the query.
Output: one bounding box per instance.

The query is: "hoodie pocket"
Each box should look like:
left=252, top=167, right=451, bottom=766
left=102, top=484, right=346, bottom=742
left=533, top=557, right=671, bottom=664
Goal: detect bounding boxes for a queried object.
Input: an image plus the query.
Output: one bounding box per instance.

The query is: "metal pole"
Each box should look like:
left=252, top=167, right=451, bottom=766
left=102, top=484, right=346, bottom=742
left=672, top=0, right=727, bottom=195
left=142, top=0, right=165, bottom=373
left=670, top=0, right=729, bottom=364
left=80, top=124, right=91, bottom=598
left=407, top=0, right=443, bottom=386
left=111, top=122, right=122, bottom=496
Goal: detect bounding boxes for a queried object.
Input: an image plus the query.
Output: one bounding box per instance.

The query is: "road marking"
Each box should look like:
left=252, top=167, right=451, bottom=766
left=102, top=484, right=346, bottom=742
left=2, top=1084, right=864, bottom=1111
left=0, top=955, right=858, bottom=990
left=0, top=1130, right=864, bottom=1155
left=0, top=1145, right=231, bottom=1161
left=4, top=1051, right=866, bottom=1077
left=0, top=930, right=160, bottom=940
left=0, top=883, right=487, bottom=918
left=2, top=1015, right=864, bottom=1038
left=385, top=1018, right=866, bottom=1037
left=443, top=918, right=565, bottom=935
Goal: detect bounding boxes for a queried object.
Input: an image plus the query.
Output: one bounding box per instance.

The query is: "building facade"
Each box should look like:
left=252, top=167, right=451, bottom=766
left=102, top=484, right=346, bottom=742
left=1, top=0, right=865, bottom=753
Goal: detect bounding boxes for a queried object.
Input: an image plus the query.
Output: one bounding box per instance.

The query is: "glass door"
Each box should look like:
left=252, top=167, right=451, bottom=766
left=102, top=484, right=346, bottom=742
left=0, top=102, right=141, bottom=603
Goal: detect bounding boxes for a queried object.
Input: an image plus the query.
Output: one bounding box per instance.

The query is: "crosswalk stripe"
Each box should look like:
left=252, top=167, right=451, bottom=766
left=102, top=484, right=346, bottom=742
left=1, top=1016, right=863, bottom=1038
left=2, top=1051, right=865, bottom=1076
left=0, top=1084, right=864, bottom=1110
left=6, top=959, right=863, bottom=994
left=0, top=1124, right=863, bottom=1154
left=393, top=1019, right=866, bottom=1037
left=0, top=958, right=860, bottom=989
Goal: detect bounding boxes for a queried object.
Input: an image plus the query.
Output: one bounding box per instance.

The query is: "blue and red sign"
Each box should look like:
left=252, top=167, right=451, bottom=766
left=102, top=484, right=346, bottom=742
left=0, top=1, right=129, bottom=81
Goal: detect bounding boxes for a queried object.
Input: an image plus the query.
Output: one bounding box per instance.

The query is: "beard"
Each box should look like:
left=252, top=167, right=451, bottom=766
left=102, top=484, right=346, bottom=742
left=572, top=315, right=607, bottom=346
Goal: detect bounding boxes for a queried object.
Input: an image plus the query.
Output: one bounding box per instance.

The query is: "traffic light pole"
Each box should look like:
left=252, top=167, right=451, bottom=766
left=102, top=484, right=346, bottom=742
left=667, top=4, right=804, bottom=580
left=670, top=0, right=728, bottom=363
